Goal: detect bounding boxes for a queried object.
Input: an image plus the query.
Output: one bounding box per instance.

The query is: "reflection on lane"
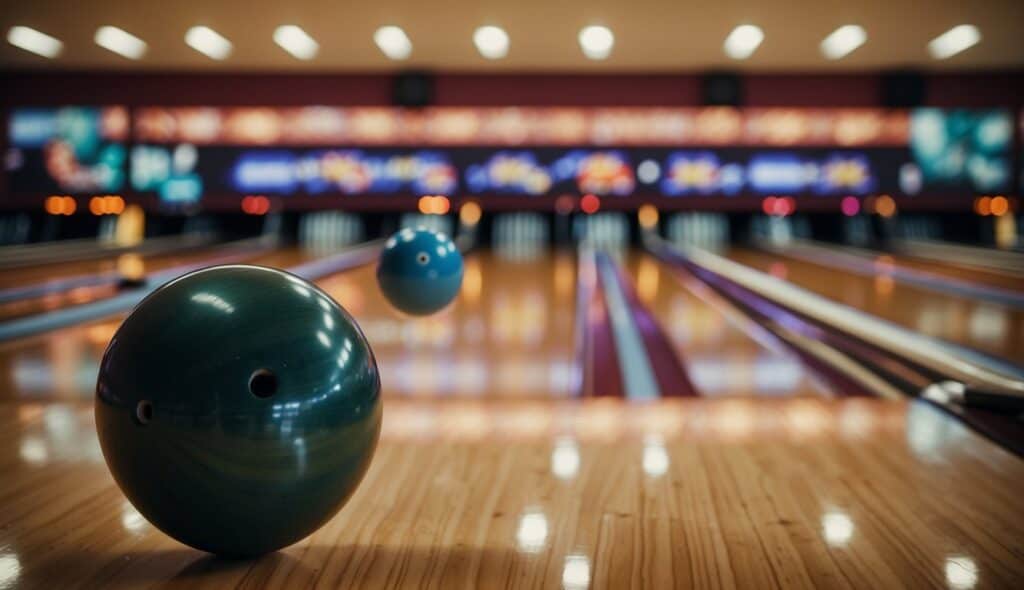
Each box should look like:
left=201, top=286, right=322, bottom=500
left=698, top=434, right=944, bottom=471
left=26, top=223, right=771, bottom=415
left=0, top=397, right=1003, bottom=590
left=318, top=250, right=577, bottom=398
left=0, top=248, right=321, bottom=402
left=626, top=252, right=832, bottom=397
left=729, top=248, right=1024, bottom=366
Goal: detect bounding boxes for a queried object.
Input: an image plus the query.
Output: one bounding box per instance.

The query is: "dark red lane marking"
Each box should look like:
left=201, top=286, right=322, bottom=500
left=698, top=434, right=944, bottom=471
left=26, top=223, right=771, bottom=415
left=574, top=249, right=623, bottom=398
left=598, top=253, right=698, bottom=397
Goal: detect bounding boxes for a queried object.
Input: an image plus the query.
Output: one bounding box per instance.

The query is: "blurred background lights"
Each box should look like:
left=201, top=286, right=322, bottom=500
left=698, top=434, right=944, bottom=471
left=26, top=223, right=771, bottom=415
left=724, top=25, right=764, bottom=59
left=820, top=25, right=866, bottom=60
left=274, top=25, right=319, bottom=60
left=578, top=26, right=614, bottom=60
left=7, top=26, right=63, bottom=58
left=929, top=25, right=981, bottom=59
left=94, top=26, right=147, bottom=60
left=185, top=26, right=232, bottom=60
left=473, top=26, right=509, bottom=60
left=374, top=26, right=412, bottom=60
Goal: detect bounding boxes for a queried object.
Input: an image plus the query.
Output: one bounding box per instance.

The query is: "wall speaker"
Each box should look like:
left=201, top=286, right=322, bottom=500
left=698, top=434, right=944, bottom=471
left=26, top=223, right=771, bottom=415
left=702, top=72, right=744, bottom=106
left=881, top=71, right=926, bottom=107
left=393, top=71, right=434, bottom=108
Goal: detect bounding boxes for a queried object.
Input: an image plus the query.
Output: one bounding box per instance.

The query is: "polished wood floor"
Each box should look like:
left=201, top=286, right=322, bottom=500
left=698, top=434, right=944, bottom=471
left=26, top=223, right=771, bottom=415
left=1, top=248, right=1023, bottom=589
left=729, top=248, right=1024, bottom=366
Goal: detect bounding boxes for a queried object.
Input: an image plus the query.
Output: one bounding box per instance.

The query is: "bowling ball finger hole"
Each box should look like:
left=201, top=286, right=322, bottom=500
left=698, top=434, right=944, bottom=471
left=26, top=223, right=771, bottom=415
left=135, top=400, right=153, bottom=425
left=417, top=252, right=430, bottom=265
left=249, top=369, right=278, bottom=398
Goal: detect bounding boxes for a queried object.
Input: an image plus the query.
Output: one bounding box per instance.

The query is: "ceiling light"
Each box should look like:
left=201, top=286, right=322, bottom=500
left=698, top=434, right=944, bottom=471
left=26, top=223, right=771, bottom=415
left=473, top=26, right=509, bottom=60
left=273, top=25, right=318, bottom=60
left=578, top=25, right=614, bottom=60
left=374, top=26, right=412, bottom=60
left=7, top=26, right=63, bottom=58
left=928, top=25, right=980, bottom=59
left=95, top=26, right=147, bottom=60
left=185, top=26, right=232, bottom=60
left=724, top=24, right=763, bottom=60
left=820, top=25, right=866, bottom=60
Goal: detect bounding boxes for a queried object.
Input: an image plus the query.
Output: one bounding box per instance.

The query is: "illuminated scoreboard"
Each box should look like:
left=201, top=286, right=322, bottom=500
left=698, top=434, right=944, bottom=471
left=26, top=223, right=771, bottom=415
left=4, top=105, right=1014, bottom=209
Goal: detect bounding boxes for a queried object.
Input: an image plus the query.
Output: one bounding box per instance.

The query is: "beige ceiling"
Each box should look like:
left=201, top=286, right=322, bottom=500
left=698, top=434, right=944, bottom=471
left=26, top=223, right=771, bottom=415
left=2, top=0, right=1023, bottom=71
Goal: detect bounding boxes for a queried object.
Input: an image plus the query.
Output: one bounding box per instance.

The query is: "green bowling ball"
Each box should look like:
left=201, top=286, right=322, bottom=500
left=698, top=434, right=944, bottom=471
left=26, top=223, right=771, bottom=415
left=95, top=265, right=381, bottom=557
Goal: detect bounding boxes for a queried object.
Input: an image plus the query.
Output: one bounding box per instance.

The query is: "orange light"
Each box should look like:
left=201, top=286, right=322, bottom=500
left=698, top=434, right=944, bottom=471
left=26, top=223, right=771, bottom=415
left=45, top=195, right=63, bottom=215
left=990, top=196, right=1009, bottom=217
left=975, top=196, right=992, bottom=216
left=90, top=197, right=104, bottom=215
left=874, top=195, right=896, bottom=218
left=580, top=194, right=600, bottom=214
left=61, top=196, right=76, bottom=215
left=459, top=201, right=482, bottom=226
left=417, top=195, right=432, bottom=214
left=637, top=204, right=659, bottom=229
left=434, top=196, right=450, bottom=215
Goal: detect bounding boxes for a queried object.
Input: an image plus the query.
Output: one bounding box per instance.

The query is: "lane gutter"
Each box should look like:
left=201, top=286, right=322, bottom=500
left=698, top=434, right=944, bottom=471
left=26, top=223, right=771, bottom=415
left=650, top=238, right=1024, bottom=456
left=598, top=252, right=697, bottom=397
left=0, top=239, right=384, bottom=344
left=762, top=240, right=1024, bottom=310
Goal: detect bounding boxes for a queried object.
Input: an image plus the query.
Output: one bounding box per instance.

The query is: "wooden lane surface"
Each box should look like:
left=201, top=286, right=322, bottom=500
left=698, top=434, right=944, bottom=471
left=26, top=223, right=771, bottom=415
left=623, top=252, right=832, bottom=397
left=727, top=248, right=1024, bottom=367
left=0, top=244, right=288, bottom=322
left=0, top=242, right=241, bottom=291
left=1, top=397, right=1023, bottom=589
left=877, top=252, right=1024, bottom=292
left=321, top=251, right=578, bottom=398
left=0, top=248, right=320, bottom=402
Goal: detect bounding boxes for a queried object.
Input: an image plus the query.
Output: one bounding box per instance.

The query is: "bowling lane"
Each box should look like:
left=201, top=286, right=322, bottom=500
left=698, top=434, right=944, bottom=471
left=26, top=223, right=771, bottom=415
left=624, top=252, right=832, bottom=397
left=0, top=247, right=321, bottom=402
left=727, top=247, right=1024, bottom=366
left=316, top=250, right=577, bottom=398
left=876, top=251, right=1023, bottom=291
left=0, top=242, right=283, bottom=322
left=0, top=241, right=230, bottom=290
left=4, top=396, right=1024, bottom=587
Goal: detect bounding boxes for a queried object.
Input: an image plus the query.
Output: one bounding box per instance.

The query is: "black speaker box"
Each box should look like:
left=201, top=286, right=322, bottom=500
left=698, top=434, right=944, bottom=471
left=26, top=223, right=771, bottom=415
left=702, top=72, right=744, bottom=106
left=881, top=71, right=926, bottom=107
left=393, top=71, right=434, bottom=108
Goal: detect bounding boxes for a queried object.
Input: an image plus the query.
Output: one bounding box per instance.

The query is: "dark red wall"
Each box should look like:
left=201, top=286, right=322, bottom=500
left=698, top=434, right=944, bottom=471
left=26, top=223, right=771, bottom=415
left=1, top=69, right=1023, bottom=107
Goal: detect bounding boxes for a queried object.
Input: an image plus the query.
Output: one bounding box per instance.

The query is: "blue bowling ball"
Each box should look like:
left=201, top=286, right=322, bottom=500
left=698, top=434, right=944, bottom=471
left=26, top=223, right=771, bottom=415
left=377, top=228, right=464, bottom=315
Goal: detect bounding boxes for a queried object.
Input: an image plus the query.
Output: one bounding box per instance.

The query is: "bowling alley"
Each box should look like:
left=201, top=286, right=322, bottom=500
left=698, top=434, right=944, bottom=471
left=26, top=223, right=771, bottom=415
left=2, top=0, right=1024, bottom=587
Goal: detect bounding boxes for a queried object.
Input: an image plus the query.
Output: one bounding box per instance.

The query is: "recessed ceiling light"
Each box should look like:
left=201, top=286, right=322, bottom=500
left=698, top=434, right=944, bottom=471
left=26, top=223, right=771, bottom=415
left=7, top=26, right=63, bottom=58
left=273, top=25, right=318, bottom=60
left=724, top=24, right=763, bottom=60
left=95, top=26, right=147, bottom=60
left=928, top=25, right=980, bottom=59
left=820, top=25, right=866, bottom=60
left=374, top=26, right=412, bottom=60
left=185, top=26, right=232, bottom=60
left=473, top=26, right=509, bottom=60
left=578, top=26, right=614, bottom=60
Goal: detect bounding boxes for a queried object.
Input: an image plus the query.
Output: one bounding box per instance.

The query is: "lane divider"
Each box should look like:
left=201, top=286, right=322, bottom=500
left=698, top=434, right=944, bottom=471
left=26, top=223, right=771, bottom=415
left=595, top=252, right=661, bottom=400
left=0, top=239, right=384, bottom=343
left=0, top=236, right=277, bottom=305
left=650, top=237, right=1024, bottom=456
left=573, top=246, right=624, bottom=397
left=598, top=252, right=697, bottom=397
left=763, top=240, right=1024, bottom=309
